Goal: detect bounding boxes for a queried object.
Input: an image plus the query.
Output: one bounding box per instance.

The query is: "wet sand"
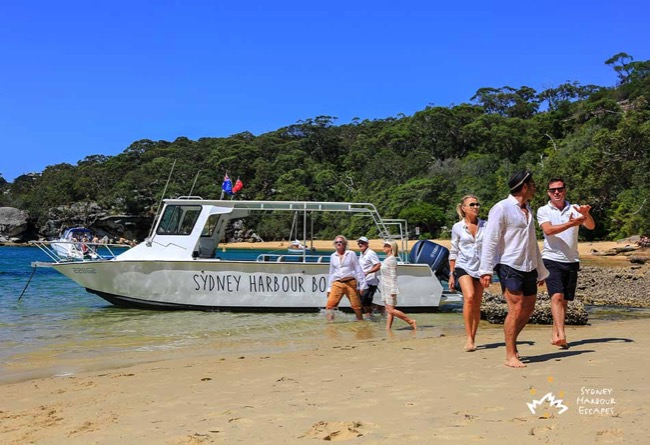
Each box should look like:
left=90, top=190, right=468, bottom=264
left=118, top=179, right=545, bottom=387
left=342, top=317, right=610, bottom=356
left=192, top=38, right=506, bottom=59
left=1, top=317, right=647, bottom=444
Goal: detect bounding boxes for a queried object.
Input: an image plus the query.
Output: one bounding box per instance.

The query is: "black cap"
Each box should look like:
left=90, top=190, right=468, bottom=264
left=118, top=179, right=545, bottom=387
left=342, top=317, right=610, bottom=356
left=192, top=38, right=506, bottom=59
left=508, top=170, right=531, bottom=191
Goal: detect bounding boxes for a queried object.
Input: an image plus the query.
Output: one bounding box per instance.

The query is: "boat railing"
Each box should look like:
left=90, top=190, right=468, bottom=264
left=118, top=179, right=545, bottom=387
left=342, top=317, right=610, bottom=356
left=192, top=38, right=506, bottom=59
left=30, top=240, right=132, bottom=263
left=256, top=253, right=330, bottom=263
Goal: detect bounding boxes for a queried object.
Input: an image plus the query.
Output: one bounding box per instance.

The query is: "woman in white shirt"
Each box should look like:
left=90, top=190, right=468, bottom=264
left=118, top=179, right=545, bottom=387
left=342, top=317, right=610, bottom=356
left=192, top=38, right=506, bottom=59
left=381, top=240, right=416, bottom=330
left=449, top=195, right=486, bottom=352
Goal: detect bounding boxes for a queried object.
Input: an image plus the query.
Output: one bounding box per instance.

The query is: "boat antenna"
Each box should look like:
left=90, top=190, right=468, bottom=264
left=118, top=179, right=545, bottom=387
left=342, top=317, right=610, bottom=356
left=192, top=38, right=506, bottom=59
left=147, top=159, right=176, bottom=241
left=188, top=170, right=201, bottom=196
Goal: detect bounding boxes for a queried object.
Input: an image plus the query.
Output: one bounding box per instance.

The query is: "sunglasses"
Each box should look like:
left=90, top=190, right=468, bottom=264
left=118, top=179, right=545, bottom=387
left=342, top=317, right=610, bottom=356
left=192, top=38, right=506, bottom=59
left=334, top=241, right=344, bottom=245
left=467, top=203, right=481, bottom=207
left=548, top=187, right=566, bottom=193
left=357, top=242, right=367, bottom=245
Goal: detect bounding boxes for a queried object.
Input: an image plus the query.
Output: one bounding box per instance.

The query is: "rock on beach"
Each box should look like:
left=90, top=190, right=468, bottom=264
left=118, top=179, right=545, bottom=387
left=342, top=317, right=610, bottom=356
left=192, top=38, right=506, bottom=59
left=479, top=261, right=650, bottom=325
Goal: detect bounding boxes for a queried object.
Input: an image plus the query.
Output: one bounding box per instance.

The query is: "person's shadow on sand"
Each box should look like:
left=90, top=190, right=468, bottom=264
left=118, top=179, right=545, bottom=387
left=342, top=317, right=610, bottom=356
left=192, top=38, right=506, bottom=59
left=567, top=337, right=633, bottom=347
left=523, top=349, right=595, bottom=364
left=476, top=337, right=634, bottom=364
left=478, top=340, right=535, bottom=351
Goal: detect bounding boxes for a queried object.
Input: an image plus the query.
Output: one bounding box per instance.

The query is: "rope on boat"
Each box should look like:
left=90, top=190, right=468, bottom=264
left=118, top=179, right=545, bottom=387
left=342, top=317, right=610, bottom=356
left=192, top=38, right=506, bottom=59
left=18, top=266, right=38, bottom=301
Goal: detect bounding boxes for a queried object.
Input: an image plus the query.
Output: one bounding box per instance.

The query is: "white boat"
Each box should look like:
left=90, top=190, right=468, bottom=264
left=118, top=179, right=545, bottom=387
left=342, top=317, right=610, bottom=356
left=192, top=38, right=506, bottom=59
left=50, top=227, right=99, bottom=260
left=37, top=199, right=455, bottom=312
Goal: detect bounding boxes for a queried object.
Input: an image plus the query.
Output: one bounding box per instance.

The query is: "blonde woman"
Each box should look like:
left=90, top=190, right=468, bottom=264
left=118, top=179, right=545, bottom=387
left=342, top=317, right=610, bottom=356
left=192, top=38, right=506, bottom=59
left=380, top=240, right=416, bottom=330
left=449, top=195, right=486, bottom=351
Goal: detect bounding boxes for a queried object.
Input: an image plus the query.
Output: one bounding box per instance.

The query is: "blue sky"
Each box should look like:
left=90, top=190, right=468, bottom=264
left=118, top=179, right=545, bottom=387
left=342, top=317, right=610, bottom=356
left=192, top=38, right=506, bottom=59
left=1, top=0, right=648, bottom=182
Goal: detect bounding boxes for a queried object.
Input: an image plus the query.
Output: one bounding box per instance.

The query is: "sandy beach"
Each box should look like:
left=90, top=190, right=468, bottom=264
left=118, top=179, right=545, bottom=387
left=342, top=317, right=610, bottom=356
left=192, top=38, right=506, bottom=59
left=1, top=317, right=647, bottom=444
left=1, top=240, right=648, bottom=444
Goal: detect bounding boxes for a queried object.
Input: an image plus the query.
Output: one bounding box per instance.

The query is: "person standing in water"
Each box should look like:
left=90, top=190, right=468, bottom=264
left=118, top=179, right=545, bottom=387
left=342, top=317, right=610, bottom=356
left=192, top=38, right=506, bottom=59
left=325, top=235, right=367, bottom=320
left=380, top=240, right=416, bottom=330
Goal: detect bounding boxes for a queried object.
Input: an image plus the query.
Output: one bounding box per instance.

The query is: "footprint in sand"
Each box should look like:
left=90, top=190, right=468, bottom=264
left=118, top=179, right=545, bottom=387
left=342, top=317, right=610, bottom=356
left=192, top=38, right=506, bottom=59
left=300, top=421, right=373, bottom=441
left=596, top=429, right=624, bottom=443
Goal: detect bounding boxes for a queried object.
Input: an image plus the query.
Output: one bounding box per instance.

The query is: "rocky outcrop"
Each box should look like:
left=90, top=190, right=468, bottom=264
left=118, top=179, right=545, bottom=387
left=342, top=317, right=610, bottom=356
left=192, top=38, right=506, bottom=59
left=578, top=265, right=650, bottom=308
left=480, top=292, right=589, bottom=325
left=480, top=263, right=650, bottom=324
left=0, top=207, right=33, bottom=242
left=40, top=202, right=152, bottom=242
left=225, top=219, right=264, bottom=243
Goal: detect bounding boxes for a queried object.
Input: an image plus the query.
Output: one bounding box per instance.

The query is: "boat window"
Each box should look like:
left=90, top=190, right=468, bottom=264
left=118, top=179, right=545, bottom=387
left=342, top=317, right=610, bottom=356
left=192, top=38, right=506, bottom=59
left=157, top=205, right=202, bottom=235
left=201, top=214, right=220, bottom=237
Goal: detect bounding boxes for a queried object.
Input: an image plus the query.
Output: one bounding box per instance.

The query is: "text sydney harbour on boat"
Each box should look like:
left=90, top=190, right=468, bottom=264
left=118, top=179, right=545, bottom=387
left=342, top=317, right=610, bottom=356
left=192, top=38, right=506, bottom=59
left=33, top=198, right=457, bottom=312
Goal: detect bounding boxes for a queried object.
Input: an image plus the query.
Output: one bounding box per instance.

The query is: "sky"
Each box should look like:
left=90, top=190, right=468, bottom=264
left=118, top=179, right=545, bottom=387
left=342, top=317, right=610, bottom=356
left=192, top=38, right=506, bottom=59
left=1, top=0, right=649, bottom=182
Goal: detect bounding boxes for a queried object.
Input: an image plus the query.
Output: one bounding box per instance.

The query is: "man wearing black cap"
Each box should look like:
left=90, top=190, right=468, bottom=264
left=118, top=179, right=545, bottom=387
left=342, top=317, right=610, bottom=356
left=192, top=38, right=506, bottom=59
left=479, top=170, right=549, bottom=368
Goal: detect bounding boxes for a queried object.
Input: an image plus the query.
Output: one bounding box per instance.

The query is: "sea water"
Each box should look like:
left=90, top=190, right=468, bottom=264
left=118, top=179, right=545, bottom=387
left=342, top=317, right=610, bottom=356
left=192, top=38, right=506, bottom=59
left=0, top=246, right=465, bottom=384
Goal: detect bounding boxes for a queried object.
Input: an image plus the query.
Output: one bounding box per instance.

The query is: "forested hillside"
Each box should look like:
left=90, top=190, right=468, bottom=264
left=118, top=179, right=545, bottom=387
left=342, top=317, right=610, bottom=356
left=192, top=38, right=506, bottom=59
left=2, top=53, right=649, bottom=241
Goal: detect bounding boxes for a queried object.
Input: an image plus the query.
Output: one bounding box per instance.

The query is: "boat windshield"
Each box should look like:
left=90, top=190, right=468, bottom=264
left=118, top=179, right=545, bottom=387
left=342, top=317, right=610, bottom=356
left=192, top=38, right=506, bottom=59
left=157, top=205, right=202, bottom=235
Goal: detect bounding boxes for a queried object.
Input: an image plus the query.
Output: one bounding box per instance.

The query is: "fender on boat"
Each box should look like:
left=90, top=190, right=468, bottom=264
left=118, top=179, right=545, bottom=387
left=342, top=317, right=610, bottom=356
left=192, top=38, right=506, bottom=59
left=408, top=240, right=450, bottom=280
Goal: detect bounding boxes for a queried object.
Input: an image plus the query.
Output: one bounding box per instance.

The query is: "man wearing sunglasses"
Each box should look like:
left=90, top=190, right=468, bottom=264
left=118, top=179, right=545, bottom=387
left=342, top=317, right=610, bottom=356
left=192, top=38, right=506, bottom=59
left=325, top=235, right=367, bottom=320
left=479, top=170, right=549, bottom=368
left=537, top=178, right=595, bottom=349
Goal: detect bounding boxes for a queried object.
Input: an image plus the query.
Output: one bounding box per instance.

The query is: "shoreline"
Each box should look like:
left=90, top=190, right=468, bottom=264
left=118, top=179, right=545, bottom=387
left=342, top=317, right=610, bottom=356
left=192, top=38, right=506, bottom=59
left=1, top=317, right=647, bottom=443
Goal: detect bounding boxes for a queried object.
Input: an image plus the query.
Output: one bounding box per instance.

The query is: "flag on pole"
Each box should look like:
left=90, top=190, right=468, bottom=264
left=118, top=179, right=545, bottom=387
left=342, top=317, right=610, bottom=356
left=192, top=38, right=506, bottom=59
left=233, top=178, right=244, bottom=193
left=222, top=174, right=233, bottom=195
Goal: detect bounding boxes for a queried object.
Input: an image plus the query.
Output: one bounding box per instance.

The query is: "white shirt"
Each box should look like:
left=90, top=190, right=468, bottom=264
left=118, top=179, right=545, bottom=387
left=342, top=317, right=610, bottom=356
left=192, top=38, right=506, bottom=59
left=327, top=250, right=368, bottom=292
left=537, top=200, right=581, bottom=263
left=449, top=218, right=486, bottom=278
left=359, top=248, right=381, bottom=285
left=479, top=195, right=549, bottom=280
left=380, top=255, right=399, bottom=296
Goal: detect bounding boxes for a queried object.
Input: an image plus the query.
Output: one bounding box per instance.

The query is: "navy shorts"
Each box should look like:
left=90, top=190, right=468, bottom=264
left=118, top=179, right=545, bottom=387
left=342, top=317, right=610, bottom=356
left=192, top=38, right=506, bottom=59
left=495, top=264, right=538, bottom=296
left=543, top=259, right=579, bottom=301
left=361, top=285, right=378, bottom=306
left=453, top=267, right=479, bottom=293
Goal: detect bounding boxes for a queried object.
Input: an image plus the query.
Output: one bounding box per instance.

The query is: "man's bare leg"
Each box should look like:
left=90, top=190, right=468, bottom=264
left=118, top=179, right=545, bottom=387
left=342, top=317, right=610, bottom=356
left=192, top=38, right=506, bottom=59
left=503, top=289, right=535, bottom=367
left=550, top=293, right=569, bottom=347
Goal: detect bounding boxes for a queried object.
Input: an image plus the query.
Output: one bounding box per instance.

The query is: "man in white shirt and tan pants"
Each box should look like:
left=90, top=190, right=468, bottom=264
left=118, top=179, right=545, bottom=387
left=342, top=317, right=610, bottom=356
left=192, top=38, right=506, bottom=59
left=537, top=177, right=595, bottom=349
left=480, top=170, right=549, bottom=368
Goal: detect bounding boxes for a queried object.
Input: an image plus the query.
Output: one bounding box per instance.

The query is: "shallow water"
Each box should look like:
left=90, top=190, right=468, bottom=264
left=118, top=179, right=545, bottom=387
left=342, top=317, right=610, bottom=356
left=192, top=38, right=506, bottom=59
left=0, top=247, right=464, bottom=383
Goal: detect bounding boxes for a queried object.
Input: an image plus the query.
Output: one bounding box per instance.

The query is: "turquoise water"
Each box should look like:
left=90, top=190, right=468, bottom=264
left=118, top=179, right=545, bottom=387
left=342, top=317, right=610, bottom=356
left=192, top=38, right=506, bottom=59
left=0, top=246, right=464, bottom=384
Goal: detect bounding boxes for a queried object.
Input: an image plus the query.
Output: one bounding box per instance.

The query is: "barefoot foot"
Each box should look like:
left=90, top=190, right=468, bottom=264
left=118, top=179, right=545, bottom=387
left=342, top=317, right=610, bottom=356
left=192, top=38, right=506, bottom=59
left=464, top=342, right=476, bottom=352
left=551, top=338, right=569, bottom=349
left=409, top=320, right=417, bottom=330
left=504, top=357, right=527, bottom=368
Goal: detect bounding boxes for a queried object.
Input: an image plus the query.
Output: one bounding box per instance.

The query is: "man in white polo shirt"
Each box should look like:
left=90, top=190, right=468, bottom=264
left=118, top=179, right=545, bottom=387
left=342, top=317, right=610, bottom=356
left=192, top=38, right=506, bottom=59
left=537, top=178, right=595, bottom=349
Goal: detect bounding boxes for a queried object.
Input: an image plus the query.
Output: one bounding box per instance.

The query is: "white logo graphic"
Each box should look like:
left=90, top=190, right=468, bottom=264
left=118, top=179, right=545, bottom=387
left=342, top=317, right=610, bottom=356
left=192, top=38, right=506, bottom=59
left=527, top=392, right=569, bottom=415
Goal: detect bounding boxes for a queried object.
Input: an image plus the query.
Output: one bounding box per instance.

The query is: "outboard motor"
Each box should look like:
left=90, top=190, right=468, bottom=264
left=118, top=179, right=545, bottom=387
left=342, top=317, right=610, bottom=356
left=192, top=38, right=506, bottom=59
left=408, top=240, right=451, bottom=280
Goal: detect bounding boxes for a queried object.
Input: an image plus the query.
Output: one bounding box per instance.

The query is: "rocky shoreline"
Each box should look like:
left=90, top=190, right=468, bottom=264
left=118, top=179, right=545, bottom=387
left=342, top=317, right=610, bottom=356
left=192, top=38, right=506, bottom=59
left=480, top=260, right=650, bottom=325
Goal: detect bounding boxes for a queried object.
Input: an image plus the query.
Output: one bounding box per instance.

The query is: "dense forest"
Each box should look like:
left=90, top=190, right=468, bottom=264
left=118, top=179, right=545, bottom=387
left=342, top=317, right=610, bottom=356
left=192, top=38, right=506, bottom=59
left=1, top=53, right=649, bottom=242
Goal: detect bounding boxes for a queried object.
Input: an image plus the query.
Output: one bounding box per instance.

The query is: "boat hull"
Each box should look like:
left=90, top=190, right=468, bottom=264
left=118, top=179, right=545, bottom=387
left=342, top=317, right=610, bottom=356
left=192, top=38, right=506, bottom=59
left=52, top=259, right=444, bottom=312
